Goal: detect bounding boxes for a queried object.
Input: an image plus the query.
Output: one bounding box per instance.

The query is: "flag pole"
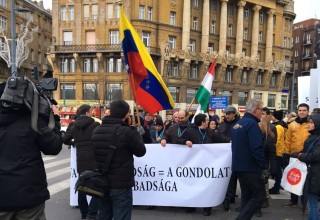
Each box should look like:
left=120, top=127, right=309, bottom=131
left=118, top=0, right=141, bottom=125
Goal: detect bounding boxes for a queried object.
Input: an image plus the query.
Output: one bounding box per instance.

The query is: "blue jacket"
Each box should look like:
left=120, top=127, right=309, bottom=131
left=231, top=112, right=267, bottom=172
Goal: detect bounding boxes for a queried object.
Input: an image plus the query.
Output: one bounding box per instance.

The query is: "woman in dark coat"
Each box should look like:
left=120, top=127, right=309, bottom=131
left=291, top=114, right=320, bottom=220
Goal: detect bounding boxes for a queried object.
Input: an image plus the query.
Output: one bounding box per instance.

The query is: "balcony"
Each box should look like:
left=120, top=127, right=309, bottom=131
left=304, top=40, right=312, bottom=46
left=54, top=44, right=161, bottom=56
left=302, top=54, right=311, bottom=60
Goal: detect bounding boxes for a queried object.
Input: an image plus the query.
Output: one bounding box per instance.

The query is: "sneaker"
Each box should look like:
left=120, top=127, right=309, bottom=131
left=269, top=188, right=280, bottom=194
left=185, top=207, right=196, bottom=213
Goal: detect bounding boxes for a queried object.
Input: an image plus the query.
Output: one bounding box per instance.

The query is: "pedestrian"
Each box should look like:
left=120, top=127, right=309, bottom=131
left=62, top=104, right=100, bottom=220
left=282, top=103, right=310, bottom=207
left=0, top=81, right=63, bottom=219
left=290, top=114, right=320, bottom=220
left=91, top=100, right=146, bottom=220
left=150, top=118, right=165, bottom=143
left=209, top=118, right=219, bottom=133
left=231, top=98, right=268, bottom=220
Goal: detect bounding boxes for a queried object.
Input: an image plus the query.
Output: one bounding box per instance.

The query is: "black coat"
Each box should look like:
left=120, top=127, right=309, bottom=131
left=217, top=115, right=240, bottom=141
left=0, top=111, right=62, bottom=211
left=186, top=124, right=229, bottom=144
left=63, top=116, right=100, bottom=173
left=163, top=121, right=190, bottom=144
left=263, top=134, right=277, bottom=175
left=91, top=116, right=146, bottom=189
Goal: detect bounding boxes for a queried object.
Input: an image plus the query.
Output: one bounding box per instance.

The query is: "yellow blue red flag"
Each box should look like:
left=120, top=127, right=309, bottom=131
left=120, top=7, right=174, bottom=114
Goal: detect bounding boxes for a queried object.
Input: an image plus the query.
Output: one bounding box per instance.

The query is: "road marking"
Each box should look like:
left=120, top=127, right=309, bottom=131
left=48, top=179, right=70, bottom=195
left=42, top=156, right=57, bottom=162
left=44, top=158, right=70, bottom=169
left=47, top=167, right=70, bottom=180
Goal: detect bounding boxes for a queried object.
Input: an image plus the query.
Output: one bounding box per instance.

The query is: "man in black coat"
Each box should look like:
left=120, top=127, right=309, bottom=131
left=63, top=104, right=100, bottom=220
left=0, top=82, right=62, bottom=219
left=91, top=100, right=146, bottom=220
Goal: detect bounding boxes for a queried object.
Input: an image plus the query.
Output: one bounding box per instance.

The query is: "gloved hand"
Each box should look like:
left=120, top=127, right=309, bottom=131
left=261, top=170, right=270, bottom=184
left=290, top=152, right=299, bottom=158
left=136, top=125, right=145, bottom=136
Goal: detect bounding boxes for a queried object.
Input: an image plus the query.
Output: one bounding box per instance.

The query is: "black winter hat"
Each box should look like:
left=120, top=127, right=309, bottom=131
left=273, top=110, right=284, bottom=121
left=110, top=100, right=130, bottom=118
left=154, top=118, right=163, bottom=126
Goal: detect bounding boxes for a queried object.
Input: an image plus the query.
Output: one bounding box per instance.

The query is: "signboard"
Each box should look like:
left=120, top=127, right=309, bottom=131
left=209, top=96, right=228, bottom=109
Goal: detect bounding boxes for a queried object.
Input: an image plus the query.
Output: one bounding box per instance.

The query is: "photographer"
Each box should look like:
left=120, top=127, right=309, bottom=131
left=0, top=81, right=63, bottom=219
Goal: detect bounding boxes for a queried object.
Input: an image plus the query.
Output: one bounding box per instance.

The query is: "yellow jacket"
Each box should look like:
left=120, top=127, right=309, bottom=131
left=285, top=120, right=310, bottom=154
left=275, top=124, right=286, bottom=157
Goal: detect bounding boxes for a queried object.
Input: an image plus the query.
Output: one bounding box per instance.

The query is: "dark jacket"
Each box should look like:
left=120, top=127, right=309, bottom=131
left=62, top=115, right=100, bottom=173
left=186, top=124, right=229, bottom=144
left=231, top=112, right=267, bottom=172
left=0, top=110, right=62, bottom=211
left=263, top=134, right=277, bottom=176
left=91, top=116, right=146, bottom=189
left=298, top=114, right=320, bottom=193
left=150, top=128, right=165, bottom=143
left=163, top=121, right=190, bottom=144
left=217, top=115, right=240, bottom=141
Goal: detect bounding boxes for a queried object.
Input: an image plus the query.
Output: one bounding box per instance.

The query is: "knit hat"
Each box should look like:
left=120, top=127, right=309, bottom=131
left=154, top=118, right=163, bottom=126
left=110, top=100, right=130, bottom=118
left=273, top=110, right=284, bottom=121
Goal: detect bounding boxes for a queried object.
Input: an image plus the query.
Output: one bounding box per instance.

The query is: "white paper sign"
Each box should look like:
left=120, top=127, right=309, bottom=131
left=133, top=143, right=232, bottom=207
left=298, top=76, right=310, bottom=105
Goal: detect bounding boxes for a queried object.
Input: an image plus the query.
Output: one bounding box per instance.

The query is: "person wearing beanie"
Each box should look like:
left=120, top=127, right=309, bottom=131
left=150, top=118, right=165, bottom=143
left=91, top=100, right=146, bottom=220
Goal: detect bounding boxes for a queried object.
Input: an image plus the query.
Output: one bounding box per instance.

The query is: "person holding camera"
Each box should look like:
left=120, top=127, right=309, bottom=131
left=0, top=81, right=63, bottom=219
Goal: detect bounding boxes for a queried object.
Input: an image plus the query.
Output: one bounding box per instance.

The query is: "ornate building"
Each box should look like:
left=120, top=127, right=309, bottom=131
left=0, top=0, right=52, bottom=82
left=48, top=0, right=295, bottom=113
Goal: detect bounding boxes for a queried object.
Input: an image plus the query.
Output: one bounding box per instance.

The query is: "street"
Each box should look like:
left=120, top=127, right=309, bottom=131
left=45, top=146, right=307, bottom=220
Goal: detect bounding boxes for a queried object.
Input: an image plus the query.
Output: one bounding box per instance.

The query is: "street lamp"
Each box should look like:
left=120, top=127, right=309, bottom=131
left=10, top=0, right=30, bottom=76
left=290, top=59, right=295, bottom=113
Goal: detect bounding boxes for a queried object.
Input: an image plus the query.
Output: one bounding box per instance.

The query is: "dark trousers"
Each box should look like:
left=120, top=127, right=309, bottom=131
left=98, top=188, right=132, bottom=220
left=290, top=193, right=304, bottom=205
left=0, top=203, right=45, bottom=220
left=236, top=172, right=266, bottom=220
left=78, top=191, right=100, bottom=218
left=273, top=156, right=284, bottom=191
left=224, top=172, right=237, bottom=204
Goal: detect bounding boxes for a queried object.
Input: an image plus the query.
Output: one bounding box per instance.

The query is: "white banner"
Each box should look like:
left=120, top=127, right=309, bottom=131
left=133, top=143, right=232, bottom=207
left=298, top=76, right=310, bottom=105
left=309, top=64, right=320, bottom=110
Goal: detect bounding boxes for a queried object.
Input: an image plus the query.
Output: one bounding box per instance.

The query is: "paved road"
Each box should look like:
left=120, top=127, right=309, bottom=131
left=44, top=146, right=308, bottom=220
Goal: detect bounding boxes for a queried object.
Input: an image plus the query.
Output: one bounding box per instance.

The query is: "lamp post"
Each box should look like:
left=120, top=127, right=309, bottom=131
left=62, top=56, right=66, bottom=106
left=290, top=59, right=295, bottom=112
left=10, top=0, right=29, bottom=77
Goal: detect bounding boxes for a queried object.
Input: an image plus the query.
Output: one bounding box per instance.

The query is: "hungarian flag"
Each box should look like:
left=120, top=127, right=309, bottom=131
left=120, top=6, right=174, bottom=114
left=195, top=60, right=216, bottom=112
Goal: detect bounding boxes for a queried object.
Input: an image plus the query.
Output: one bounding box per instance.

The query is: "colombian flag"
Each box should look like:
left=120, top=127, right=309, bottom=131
left=120, top=7, right=174, bottom=114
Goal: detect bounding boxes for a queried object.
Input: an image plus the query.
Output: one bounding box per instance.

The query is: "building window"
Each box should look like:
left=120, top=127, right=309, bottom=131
left=60, top=84, right=76, bottom=100
left=270, top=73, right=276, bottom=86
left=63, top=31, right=73, bottom=45
left=211, top=21, right=216, bottom=34
left=83, top=58, right=91, bottom=72
left=168, top=86, right=179, bottom=102
left=268, top=94, right=276, bottom=107
left=61, top=58, right=68, bottom=73
left=306, top=47, right=310, bottom=56
left=295, top=36, right=299, bottom=43
left=115, top=4, right=120, bottom=18
left=60, top=5, right=66, bottom=21
left=222, top=91, right=232, bottom=105
left=193, top=17, right=198, bottom=30
left=0, top=37, right=6, bottom=51
left=68, top=5, right=74, bottom=21
left=107, top=58, right=114, bottom=72
left=168, top=36, right=176, bottom=49
left=254, top=92, right=262, bottom=100
left=106, top=3, right=114, bottom=18
left=259, top=31, right=263, bottom=43
left=281, top=95, right=287, bottom=108
left=228, top=25, right=232, bottom=37
left=92, top=4, right=98, bottom=20
left=83, top=5, right=89, bottom=20
left=170, top=11, right=176, bottom=25
left=83, top=83, right=98, bottom=100
left=241, top=70, right=248, bottom=83
left=168, top=61, right=179, bottom=77
left=70, top=59, right=75, bottom=73
left=142, top=31, right=150, bottom=47
left=0, top=15, right=7, bottom=30
left=139, top=5, right=145, bottom=19
left=226, top=46, right=231, bottom=56
left=190, top=40, right=196, bottom=52
left=306, top=34, right=311, bottom=43
left=227, top=5, right=234, bottom=16
left=283, top=37, right=287, bottom=47
left=244, top=8, right=249, bottom=19
left=244, top=28, right=248, bottom=40
left=256, top=72, right=263, bottom=85
left=295, top=50, right=299, bottom=57
left=238, top=92, right=247, bottom=106
left=259, top=12, right=264, bottom=24
left=187, top=89, right=196, bottom=103
left=194, top=0, right=199, bottom=8
left=242, top=49, right=246, bottom=57
left=189, top=63, right=198, bottom=79
left=257, top=51, right=261, bottom=61
left=106, top=58, right=122, bottom=73
left=93, top=58, right=99, bottom=73
left=147, top=6, right=152, bottom=21
left=0, top=0, right=7, bottom=7
left=208, top=46, right=213, bottom=54
left=109, top=30, right=119, bottom=44
left=106, top=83, right=123, bottom=102
left=225, top=68, right=233, bottom=82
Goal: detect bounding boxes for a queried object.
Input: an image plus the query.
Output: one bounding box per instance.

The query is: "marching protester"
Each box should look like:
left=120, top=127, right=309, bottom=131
left=91, top=100, right=146, bottom=220
left=290, top=113, right=320, bottom=220
left=150, top=118, right=165, bottom=143
left=231, top=99, right=267, bottom=220
left=62, top=104, right=100, bottom=220
left=218, top=106, right=240, bottom=211
left=209, top=117, right=219, bottom=133
left=282, top=103, right=310, bottom=207
left=0, top=82, right=63, bottom=219
left=270, top=110, right=288, bottom=195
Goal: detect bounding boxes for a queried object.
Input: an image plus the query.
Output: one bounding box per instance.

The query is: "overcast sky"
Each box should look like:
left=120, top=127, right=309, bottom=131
left=39, top=0, right=319, bottom=23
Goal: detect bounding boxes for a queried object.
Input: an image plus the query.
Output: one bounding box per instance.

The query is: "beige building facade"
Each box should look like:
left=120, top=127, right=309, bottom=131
left=48, top=0, right=295, bottom=113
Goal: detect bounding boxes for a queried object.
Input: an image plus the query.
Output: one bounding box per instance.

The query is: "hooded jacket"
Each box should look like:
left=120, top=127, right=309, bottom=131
left=62, top=115, right=100, bottom=173
left=0, top=108, right=62, bottom=211
left=273, top=120, right=288, bottom=157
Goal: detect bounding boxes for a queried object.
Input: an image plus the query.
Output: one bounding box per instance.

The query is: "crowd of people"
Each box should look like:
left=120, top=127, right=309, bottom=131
left=1, top=77, right=320, bottom=220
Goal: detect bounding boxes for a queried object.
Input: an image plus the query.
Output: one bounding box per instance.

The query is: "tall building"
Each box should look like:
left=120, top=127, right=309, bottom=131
left=0, top=0, right=53, bottom=82
left=49, top=0, right=295, bottom=114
